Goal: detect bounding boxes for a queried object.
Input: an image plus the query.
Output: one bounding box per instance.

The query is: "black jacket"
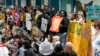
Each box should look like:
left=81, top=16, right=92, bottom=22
left=64, top=51, right=77, bottom=56
left=50, top=51, right=65, bottom=56
left=59, top=17, right=69, bottom=33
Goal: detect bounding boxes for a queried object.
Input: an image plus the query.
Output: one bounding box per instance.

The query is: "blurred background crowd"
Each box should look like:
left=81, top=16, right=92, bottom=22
left=0, top=3, right=99, bottom=56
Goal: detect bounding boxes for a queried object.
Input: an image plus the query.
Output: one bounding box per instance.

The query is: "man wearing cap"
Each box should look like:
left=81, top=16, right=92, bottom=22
left=64, top=42, right=77, bottom=56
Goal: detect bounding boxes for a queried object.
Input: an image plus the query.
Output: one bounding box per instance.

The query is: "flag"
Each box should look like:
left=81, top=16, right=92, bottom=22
left=67, top=21, right=78, bottom=42
left=79, top=23, right=91, bottom=56
left=67, top=21, right=92, bottom=56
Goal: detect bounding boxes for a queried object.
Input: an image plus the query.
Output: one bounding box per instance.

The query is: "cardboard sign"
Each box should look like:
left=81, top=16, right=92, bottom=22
left=39, top=39, right=54, bottom=55
left=88, top=6, right=100, bottom=19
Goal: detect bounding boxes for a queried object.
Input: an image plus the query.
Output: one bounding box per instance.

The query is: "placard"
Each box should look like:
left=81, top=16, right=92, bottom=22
left=88, top=6, right=100, bottom=19
left=41, top=18, right=48, bottom=32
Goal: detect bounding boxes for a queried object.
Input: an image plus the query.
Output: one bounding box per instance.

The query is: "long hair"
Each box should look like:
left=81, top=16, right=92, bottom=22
left=59, top=10, right=67, bottom=17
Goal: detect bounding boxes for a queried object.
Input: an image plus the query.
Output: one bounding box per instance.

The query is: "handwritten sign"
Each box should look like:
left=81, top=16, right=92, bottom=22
left=88, top=6, right=100, bottom=19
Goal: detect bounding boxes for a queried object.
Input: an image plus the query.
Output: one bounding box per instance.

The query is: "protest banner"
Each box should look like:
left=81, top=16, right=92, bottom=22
left=88, top=6, right=100, bottom=20
left=14, top=12, right=20, bottom=26
left=67, top=21, right=92, bottom=56
left=39, top=39, right=54, bottom=55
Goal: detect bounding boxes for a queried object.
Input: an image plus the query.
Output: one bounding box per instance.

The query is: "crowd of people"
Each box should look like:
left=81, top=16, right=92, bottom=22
left=0, top=5, right=90, bottom=56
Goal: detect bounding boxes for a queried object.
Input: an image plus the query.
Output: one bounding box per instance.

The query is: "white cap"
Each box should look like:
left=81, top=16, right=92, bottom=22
left=65, top=42, right=73, bottom=47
